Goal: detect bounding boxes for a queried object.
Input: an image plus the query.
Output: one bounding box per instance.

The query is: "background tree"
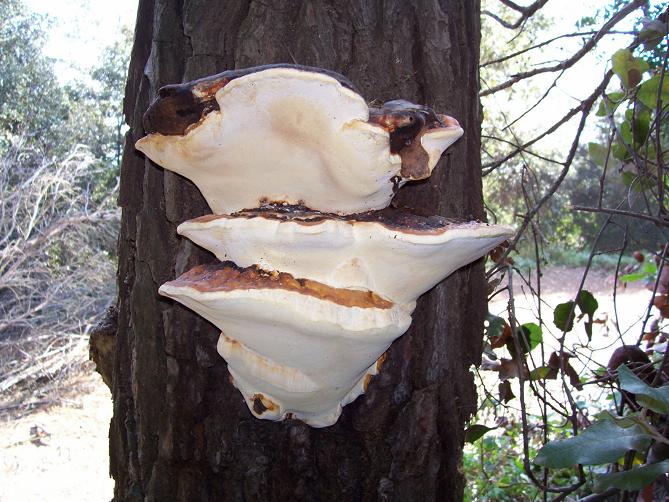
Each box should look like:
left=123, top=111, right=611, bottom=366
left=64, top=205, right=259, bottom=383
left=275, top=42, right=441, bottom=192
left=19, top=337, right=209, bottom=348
left=0, top=0, right=128, bottom=408
left=0, top=2, right=67, bottom=151
left=464, top=1, right=669, bottom=500
left=110, top=1, right=485, bottom=500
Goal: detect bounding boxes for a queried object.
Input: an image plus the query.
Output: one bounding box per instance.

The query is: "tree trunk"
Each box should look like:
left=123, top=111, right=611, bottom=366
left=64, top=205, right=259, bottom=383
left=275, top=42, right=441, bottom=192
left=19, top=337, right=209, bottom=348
left=111, top=1, right=483, bottom=500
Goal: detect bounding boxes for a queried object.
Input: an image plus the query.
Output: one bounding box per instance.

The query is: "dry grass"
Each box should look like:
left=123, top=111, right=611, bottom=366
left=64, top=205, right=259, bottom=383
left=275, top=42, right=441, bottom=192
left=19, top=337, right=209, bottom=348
left=0, top=143, right=119, bottom=409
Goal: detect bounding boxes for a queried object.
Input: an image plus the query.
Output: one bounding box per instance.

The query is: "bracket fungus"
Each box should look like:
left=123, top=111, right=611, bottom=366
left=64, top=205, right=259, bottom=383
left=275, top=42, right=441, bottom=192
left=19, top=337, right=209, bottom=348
left=138, top=64, right=514, bottom=427
left=177, top=206, right=513, bottom=305
left=136, top=66, right=463, bottom=215
left=159, top=262, right=412, bottom=427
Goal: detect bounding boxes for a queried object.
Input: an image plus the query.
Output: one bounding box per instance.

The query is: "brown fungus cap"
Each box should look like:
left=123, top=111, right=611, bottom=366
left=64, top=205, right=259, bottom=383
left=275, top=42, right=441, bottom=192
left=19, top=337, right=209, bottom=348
left=158, top=260, right=413, bottom=428
left=221, top=203, right=473, bottom=235
left=369, top=100, right=461, bottom=179
left=165, top=261, right=392, bottom=309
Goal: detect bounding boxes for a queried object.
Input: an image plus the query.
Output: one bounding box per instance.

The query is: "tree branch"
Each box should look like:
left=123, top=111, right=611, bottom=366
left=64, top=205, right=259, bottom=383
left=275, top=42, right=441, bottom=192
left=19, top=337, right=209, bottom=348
left=495, top=72, right=607, bottom=262
left=482, top=0, right=550, bottom=30
left=480, top=0, right=645, bottom=97
left=481, top=30, right=635, bottom=67
left=483, top=71, right=613, bottom=175
left=571, top=205, right=669, bottom=227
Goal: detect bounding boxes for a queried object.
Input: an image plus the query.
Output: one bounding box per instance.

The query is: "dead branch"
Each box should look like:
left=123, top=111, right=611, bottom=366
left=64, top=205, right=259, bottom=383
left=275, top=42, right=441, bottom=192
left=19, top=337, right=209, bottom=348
left=482, top=71, right=614, bottom=175
left=0, top=140, right=119, bottom=397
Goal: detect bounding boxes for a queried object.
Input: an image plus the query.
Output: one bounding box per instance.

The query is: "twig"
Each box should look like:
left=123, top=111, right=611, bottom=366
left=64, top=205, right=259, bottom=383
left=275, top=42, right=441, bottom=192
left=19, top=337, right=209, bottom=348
left=571, top=205, right=669, bottom=227
left=480, top=0, right=645, bottom=96
left=494, top=73, right=611, bottom=265
left=482, top=0, right=550, bottom=30
left=507, top=267, right=585, bottom=497
left=483, top=71, right=614, bottom=174
left=655, top=41, right=668, bottom=215
left=481, top=30, right=635, bottom=67
left=612, top=227, right=629, bottom=338
left=637, top=243, right=669, bottom=346
left=503, top=70, right=565, bottom=131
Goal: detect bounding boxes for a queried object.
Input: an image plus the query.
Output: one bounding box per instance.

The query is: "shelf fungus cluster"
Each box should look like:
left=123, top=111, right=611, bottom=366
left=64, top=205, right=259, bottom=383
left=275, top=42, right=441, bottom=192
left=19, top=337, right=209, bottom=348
left=137, top=64, right=514, bottom=427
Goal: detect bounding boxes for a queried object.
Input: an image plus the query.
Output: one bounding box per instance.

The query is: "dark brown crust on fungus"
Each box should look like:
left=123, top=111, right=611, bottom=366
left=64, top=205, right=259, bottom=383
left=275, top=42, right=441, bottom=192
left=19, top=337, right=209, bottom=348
left=369, top=100, right=458, bottom=179
left=142, top=64, right=359, bottom=136
left=251, top=393, right=277, bottom=414
left=165, top=261, right=393, bottom=309
left=189, top=204, right=483, bottom=235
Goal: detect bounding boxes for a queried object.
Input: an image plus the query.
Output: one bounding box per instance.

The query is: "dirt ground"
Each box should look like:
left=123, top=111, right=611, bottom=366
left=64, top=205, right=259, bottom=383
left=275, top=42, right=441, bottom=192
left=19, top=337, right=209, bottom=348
left=0, top=267, right=656, bottom=502
left=0, top=371, right=113, bottom=502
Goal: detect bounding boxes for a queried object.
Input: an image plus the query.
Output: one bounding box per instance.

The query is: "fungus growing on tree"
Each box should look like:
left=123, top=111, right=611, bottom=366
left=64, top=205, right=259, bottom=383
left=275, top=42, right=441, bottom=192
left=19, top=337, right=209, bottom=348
left=159, top=262, right=412, bottom=427
left=177, top=205, right=514, bottom=304
left=138, top=64, right=514, bottom=427
left=136, top=65, right=464, bottom=215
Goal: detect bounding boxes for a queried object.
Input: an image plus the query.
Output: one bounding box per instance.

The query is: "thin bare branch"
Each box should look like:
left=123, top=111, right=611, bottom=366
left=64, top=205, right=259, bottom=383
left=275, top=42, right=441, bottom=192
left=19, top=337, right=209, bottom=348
left=481, top=30, right=635, bottom=67
left=483, top=0, right=550, bottom=30
left=571, top=205, right=669, bottom=226
left=480, top=0, right=645, bottom=97
left=0, top=140, right=119, bottom=396
left=483, top=70, right=613, bottom=175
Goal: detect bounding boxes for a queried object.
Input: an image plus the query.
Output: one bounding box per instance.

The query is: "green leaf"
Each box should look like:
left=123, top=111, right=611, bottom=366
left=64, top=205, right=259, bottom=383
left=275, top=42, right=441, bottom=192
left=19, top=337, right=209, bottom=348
left=612, top=49, right=650, bottom=89
left=530, top=365, right=554, bottom=381
left=553, top=301, right=575, bottom=332
left=596, top=412, right=663, bottom=441
left=594, top=460, right=669, bottom=493
left=512, top=323, right=543, bottom=355
left=608, top=91, right=626, bottom=103
left=522, top=322, right=543, bottom=351
left=576, top=290, right=598, bottom=316
left=465, top=424, right=497, bottom=443
left=595, top=411, right=644, bottom=429
left=596, top=99, right=606, bottom=117
left=588, top=142, right=609, bottom=166
left=643, top=262, right=658, bottom=275
left=621, top=118, right=633, bottom=145
left=620, top=271, right=648, bottom=283
left=485, top=313, right=506, bottom=339
left=639, top=19, right=668, bottom=51
left=632, top=109, right=651, bottom=147
left=576, top=15, right=597, bottom=29
left=576, top=290, right=598, bottom=340
left=583, top=319, right=594, bottom=340
left=534, top=419, right=652, bottom=468
left=596, top=91, right=627, bottom=116
left=621, top=170, right=656, bottom=193
left=618, top=364, right=669, bottom=414
left=613, top=141, right=629, bottom=161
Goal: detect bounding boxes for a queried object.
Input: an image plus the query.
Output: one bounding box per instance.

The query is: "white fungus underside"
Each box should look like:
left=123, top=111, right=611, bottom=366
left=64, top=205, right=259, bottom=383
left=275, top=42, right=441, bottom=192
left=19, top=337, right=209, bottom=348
left=158, top=283, right=412, bottom=427
left=178, top=216, right=515, bottom=304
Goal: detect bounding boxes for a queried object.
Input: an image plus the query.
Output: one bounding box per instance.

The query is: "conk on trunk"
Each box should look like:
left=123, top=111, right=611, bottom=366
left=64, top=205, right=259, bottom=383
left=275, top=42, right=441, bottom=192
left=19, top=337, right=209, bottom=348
left=136, top=64, right=514, bottom=427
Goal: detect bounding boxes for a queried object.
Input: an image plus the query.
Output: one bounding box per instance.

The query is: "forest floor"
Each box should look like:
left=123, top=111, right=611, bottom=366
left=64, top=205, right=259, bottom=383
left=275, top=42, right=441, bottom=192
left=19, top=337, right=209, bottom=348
left=0, top=266, right=653, bottom=502
left=0, top=368, right=113, bottom=502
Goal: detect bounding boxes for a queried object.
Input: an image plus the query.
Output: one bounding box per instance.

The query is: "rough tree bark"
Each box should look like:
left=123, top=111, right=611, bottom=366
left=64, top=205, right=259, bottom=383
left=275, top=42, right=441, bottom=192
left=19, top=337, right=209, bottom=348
left=111, top=1, right=483, bottom=500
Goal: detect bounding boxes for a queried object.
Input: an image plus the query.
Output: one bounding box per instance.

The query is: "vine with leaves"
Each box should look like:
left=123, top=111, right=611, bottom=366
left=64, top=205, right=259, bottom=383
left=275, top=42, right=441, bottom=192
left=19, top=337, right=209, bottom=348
left=468, top=1, right=669, bottom=500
